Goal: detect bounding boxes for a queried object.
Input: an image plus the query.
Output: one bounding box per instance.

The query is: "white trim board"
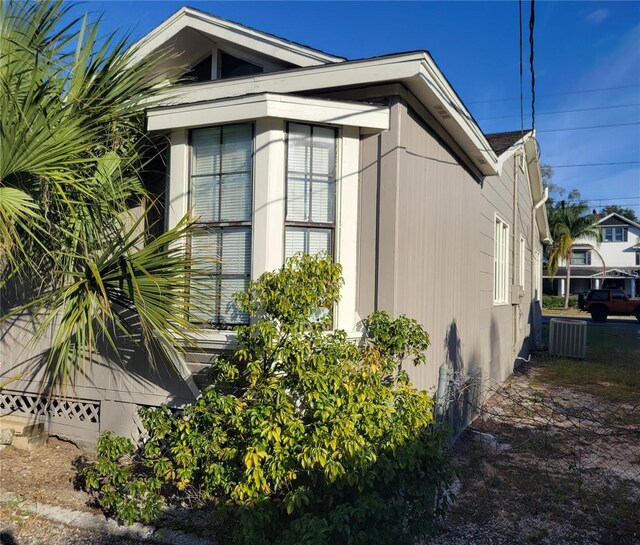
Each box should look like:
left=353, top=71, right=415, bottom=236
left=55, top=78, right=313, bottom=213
left=149, top=52, right=500, bottom=176
left=147, top=93, right=390, bottom=132
left=130, top=7, right=345, bottom=68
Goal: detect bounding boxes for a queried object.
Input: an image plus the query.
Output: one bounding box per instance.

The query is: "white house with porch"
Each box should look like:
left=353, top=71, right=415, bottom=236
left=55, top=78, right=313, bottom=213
left=544, top=212, right=640, bottom=298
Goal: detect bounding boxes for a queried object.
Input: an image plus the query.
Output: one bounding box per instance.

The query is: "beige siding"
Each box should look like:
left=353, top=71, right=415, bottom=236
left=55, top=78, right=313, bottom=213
left=361, top=97, right=543, bottom=394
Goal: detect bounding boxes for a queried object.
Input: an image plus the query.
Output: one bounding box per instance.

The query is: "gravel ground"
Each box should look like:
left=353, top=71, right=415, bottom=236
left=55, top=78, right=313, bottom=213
left=0, top=504, right=147, bottom=545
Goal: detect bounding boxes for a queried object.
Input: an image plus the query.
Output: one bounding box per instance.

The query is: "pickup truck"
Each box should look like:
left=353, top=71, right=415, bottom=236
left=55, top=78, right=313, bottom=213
left=581, top=289, right=640, bottom=322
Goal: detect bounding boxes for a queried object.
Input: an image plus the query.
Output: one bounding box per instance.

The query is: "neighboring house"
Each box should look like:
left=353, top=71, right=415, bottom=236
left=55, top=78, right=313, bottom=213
left=543, top=212, right=640, bottom=298
left=0, top=7, right=551, bottom=447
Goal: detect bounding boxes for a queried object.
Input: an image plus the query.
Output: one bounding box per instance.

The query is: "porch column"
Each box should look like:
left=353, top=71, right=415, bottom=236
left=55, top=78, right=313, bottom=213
left=594, top=278, right=601, bottom=289
left=630, top=279, right=636, bottom=298
left=558, top=278, right=565, bottom=296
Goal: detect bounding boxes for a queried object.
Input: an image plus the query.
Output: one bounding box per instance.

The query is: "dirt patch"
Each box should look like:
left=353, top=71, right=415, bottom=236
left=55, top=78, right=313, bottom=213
left=0, top=437, right=96, bottom=514
left=430, top=363, right=640, bottom=545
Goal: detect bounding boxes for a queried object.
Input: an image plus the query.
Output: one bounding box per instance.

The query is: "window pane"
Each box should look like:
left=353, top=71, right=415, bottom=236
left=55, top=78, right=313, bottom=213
left=308, top=229, right=332, bottom=255
left=191, top=176, right=219, bottom=223
left=285, top=228, right=306, bottom=259
left=219, top=51, right=262, bottom=79
left=219, top=278, right=249, bottom=323
left=288, top=124, right=311, bottom=173
left=220, top=173, right=251, bottom=222
left=192, top=128, right=221, bottom=175
left=222, top=124, right=252, bottom=173
left=220, top=228, right=251, bottom=275
left=311, top=178, right=335, bottom=223
left=191, top=228, right=221, bottom=274
left=312, top=126, right=335, bottom=177
left=287, top=175, right=310, bottom=222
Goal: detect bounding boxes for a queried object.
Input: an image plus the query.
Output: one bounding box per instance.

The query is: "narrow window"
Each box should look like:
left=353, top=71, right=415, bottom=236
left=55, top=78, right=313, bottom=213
left=636, top=251, right=640, bottom=266
left=190, top=124, right=253, bottom=326
left=285, top=123, right=337, bottom=259
left=494, top=216, right=509, bottom=304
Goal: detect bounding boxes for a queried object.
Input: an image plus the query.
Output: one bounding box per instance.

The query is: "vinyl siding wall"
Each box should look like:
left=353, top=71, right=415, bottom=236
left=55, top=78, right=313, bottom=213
left=357, top=97, right=542, bottom=395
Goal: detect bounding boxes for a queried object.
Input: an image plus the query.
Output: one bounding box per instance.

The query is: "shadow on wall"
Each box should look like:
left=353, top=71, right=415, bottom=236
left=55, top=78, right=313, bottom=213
left=439, top=320, right=482, bottom=439
left=0, top=280, right=197, bottom=448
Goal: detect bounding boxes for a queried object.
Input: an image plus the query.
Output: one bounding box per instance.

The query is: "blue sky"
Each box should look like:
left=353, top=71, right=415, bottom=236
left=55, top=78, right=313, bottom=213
left=75, top=1, right=640, bottom=215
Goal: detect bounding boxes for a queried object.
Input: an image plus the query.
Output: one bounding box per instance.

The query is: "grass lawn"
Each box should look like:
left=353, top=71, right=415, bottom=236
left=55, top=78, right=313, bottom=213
left=537, top=324, right=640, bottom=404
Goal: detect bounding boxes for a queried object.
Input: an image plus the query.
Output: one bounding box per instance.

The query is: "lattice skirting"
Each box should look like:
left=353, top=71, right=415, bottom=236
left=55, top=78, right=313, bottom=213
left=0, top=389, right=101, bottom=447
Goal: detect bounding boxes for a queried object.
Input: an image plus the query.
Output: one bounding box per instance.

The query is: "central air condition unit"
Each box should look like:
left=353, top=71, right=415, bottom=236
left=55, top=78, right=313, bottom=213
left=548, top=318, right=587, bottom=359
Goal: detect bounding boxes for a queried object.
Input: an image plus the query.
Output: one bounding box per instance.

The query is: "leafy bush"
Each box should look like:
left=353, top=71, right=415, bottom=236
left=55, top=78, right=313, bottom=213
left=543, top=295, right=579, bottom=309
left=84, top=254, right=454, bottom=545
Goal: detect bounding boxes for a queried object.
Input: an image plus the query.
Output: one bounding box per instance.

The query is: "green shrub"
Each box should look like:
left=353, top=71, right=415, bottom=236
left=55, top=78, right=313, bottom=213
left=542, top=295, right=579, bottom=309
left=84, top=254, right=454, bottom=545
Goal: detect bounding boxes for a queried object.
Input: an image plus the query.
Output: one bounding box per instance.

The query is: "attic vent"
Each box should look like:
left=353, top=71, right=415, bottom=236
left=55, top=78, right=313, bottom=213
left=432, top=105, right=453, bottom=119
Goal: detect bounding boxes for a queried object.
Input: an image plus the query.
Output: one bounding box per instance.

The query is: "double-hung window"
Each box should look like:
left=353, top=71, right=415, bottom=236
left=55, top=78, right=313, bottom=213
left=190, top=124, right=253, bottom=326
left=285, top=123, right=337, bottom=259
left=571, top=250, right=591, bottom=266
left=602, top=226, right=627, bottom=242
left=494, top=215, right=509, bottom=304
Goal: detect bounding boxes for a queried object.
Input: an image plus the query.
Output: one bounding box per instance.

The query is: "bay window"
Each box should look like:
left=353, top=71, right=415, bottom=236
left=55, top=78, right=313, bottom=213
left=285, top=123, right=337, bottom=259
left=190, top=123, right=253, bottom=326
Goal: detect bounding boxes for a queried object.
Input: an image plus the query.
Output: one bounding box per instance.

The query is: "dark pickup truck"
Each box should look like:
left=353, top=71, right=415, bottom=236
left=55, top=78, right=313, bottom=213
left=580, top=289, right=640, bottom=322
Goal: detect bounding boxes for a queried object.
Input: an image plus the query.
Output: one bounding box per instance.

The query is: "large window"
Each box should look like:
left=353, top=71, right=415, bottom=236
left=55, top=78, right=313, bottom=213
left=602, top=226, right=627, bottom=242
left=190, top=124, right=253, bottom=326
left=285, top=123, right=337, bottom=259
left=494, top=215, right=509, bottom=304
left=571, top=250, right=591, bottom=266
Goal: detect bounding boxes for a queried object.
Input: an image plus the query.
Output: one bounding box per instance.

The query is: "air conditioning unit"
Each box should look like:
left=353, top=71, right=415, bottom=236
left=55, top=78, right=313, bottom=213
left=548, top=319, right=587, bottom=359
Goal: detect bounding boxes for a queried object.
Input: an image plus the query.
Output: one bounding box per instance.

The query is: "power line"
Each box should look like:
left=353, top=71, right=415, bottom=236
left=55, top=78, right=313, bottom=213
left=529, top=0, right=536, bottom=131
left=477, top=103, right=640, bottom=120
left=518, top=0, right=524, bottom=138
left=549, top=161, right=640, bottom=168
left=467, top=84, right=640, bottom=105
left=538, top=121, right=640, bottom=132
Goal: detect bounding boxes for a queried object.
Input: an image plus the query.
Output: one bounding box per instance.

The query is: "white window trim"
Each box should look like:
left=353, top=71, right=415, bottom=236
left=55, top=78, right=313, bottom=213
left=494, top=213, right=510, bottom=306
left=166, top=111, right=369, bottom=346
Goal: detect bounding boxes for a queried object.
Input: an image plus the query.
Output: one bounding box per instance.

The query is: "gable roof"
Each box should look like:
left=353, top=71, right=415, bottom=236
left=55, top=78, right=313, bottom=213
left=130, top=6, right=346, bottom=68
left=486, top=130, right=533, bottom=156
left=595, top=212, right=640, bottom=229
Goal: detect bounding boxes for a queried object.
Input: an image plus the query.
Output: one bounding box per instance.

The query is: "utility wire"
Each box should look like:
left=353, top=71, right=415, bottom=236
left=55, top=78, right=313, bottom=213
left=549, top=161, right=640, bottom=168
left=529, top=0, right=536, bottom=131
left=467, top=84, right=640, bottom=105
left=538, top=121, right=640, bottom=132
left=477, top=102, right=640, bottom=120
left=518, top=0, right=524, bottom=139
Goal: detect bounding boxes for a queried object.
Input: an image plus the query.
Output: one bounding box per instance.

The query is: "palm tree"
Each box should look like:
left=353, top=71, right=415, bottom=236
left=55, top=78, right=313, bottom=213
left=546, top=203, right=602, bottom=309
left=0, top=1, right=208, bottom=384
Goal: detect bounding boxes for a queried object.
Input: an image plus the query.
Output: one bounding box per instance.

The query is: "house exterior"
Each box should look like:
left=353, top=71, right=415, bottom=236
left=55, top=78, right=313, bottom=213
left=543, top=212, right=640, bottom=298
left=0, top=7, right=550, bottom=447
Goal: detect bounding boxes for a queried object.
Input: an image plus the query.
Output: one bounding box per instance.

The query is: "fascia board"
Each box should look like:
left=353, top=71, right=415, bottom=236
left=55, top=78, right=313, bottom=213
left=524, top=135, right=552, bottom=244
left=147, top=93, right=390, bottom=131
left=413, top=59, right=498, bottom=175
left=130, top=7, right=343, bottom=68
left=149, top=52, right=500, bottom=175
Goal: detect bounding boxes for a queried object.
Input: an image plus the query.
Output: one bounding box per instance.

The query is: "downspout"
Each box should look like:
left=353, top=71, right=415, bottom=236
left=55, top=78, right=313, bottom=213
left=531, top=186, right=548, bottom=350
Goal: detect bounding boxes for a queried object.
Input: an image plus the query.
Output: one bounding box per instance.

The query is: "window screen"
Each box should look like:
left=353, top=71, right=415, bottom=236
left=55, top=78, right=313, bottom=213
left=190, top=124, right=253, bottom=326
left=285, top=123, right=336, bottom=259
